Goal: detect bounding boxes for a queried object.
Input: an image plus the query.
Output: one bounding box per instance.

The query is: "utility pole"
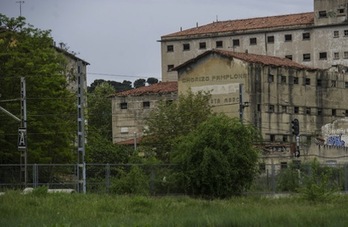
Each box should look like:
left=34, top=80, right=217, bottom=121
left=20, top=77, right=28, bottom=186
left=77, top=61, right=86, bottom=193
left=16, top=1, right=25, bottom=17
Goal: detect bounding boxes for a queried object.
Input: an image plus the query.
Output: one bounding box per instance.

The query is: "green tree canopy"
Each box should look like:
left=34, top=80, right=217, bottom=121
left=133, top=79, right=146, bottom=88
left=87, top=82, right=114, bottom=141
left=143, top=90, right=212, bottom=163
left=146, top=77, right=159, bottom=85
left=0, top=14, right=76, bottom=164
left=172, top=114, right=261, bottom=198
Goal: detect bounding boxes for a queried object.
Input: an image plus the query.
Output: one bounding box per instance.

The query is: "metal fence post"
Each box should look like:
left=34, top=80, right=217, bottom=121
left=106, top=163, right=110, bottom=193
left=271, top=163, right=276, bottom=193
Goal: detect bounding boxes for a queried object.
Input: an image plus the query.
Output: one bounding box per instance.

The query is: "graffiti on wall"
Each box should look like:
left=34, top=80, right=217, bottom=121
left=326, top=135, right=346, bottom=147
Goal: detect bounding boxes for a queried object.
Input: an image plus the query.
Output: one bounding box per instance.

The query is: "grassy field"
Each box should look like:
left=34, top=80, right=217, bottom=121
left=1, top=190, right=348, bottom=226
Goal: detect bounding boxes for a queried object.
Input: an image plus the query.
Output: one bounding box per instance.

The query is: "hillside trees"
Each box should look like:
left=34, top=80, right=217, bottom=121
left=0, top=15, right=76, bottom=163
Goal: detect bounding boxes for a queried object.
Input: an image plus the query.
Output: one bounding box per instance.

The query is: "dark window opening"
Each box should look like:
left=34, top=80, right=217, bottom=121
left=332, top=109, right=337, bottom=116
left=302, top=32, right=310, bottom=40
left=257, top=104, right=261, bottom=112
left=293, top=77, right=299, bottom=84
left=199, top=42, right=206, bottom=49
left=338, top=8, right=345, bottom=14
left=318, top=108, right=322, bottom=116
left=183, top=43, right=190, bottom=51
left=120, top=102, right=128, bottom=109
left=250, top=37, right=257, bottom=45
left=216, top=40, right=223, bottom=48
left=344, top=30, right=348, bottom=37
left=233, top=39, right=240, bottom=46
left=143, top=101, right=150, bottom=109
left=281, top=75, right=286, bottom=84
left=283, top=135, right=288, bottom=142
left=334, top=52, right=339, bottom=60
left=303, top=53, right=311, bottom=61
left=281, top=162, right=288, bottom=169
left=331, top=80, right=337, bottom=87
left=319, top=52, right=327, bottom=60
left=269, top=105, right=275, bottom=113
left=270, top=134, right=275, bottom=142
left=319, top=11, right=327, bottom=18
left=345, top=110, right=348, bottom=117
left=317, top=79, right=322, bottom=87
left=305, top=78, right=311, bottom=85
left=334, top=31, right=339, bottom=38
left=306, top=107, right=311, bottom=115
left=285, top=34, right=292, bottom=42
left=268, top=74, right=274, bottom=83
left=294, top=106, right=299, bottom=114
left=167, top=45, right=174, bottom=52
left=167, top=64, right=174, bottom=71
left=345, top=82, right=348, bottom=88
left=267, top=36, right=274, bottom=43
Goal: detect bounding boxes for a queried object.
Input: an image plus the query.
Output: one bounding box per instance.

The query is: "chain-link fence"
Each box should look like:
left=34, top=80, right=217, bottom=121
left=1, top=163, right=348, bottom=195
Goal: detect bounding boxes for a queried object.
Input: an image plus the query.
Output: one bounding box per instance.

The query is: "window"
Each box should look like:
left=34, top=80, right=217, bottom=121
left=268, top=74, right=274, bottom=83
left=120, top=102, right=128, bottom=109
left=183, top=43, right=190, bottom=51
left=319, top=11, right=327, bottom=18
left=303, top=53, right=311, bottom=61
left=283, top=135, right=288, bottom=142
left=294, top=106, right=299, bottom=114
left=293, top=76, right=299, bottom=84
left=281, top=162, right=288, bottom=169
left=345, top=110, right=348, bottom=117
left=319, top=52, right=327, bottom=60
left=280, top=75, right=286, bottom=84
left=267, top=36, right=274, bottom=43
left=334, top=52, right=339, bottom=60
left=306, top=107, right=311, bottom=115
left=285, top=34, right=292, bottom=42
left=338, top=8, right=345, bottom=14
left=285, top=55, right=293, bottom=60
left=167, top=64, right=174, bottom=71
left=232, top=39, right=240, bottom=46
left=250, top=37, right=257, bottom=45
left=334, top=31, right=339, bottom=38
left=143, top=101, right=150, bottom=109
left=305, top=78, right=311, bottom=85
left=270, top=134, right=275, bottom=142
left=332, top=109, right=337, bottom=116
left=318, top=108, right=322, bottom=116
left=302, top=32, right=310, bottom=40
left=268, top=105, right=275, bottom=113
left=199, top=42, right=206, bottom=49
left=281, top=105, right=287, bottom=113
left=317, top=79, right=322, bottom=87
left=344, top=51, right=348, bottom=59
left=331, top=80, right=337, bottom=87
left=257, top=104, right=261, bottom=112
left=345, top=82, right=348, bottom=88
left=216, top=40, right=223, bottom=48
left=345, top=30, right=348, bottom=37
left=167, top=45, right=174, bottom=52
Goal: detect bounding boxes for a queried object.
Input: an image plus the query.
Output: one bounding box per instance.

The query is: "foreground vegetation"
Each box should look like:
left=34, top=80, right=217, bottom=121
left=1, top=190, right=348, bottom=226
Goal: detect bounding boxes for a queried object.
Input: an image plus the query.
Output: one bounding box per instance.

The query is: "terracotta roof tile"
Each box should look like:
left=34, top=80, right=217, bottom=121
left=162, top=12, right=314, bottom=38
left=173, top=49, right=318, bottom=71
left=112, top=81, right=178, bottom=97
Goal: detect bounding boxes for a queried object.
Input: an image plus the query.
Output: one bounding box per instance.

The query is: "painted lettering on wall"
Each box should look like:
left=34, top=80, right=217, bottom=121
left=181, top=74, right=247, bottom=83
left=326, top=135, right=346, bottom=147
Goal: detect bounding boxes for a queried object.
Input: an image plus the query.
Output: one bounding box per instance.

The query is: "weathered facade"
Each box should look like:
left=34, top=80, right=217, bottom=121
left=160, top=0, right=348, bottom=82
left=110, top=82, right=177, bottom=144
left=174, top=49, right=348, bottom=163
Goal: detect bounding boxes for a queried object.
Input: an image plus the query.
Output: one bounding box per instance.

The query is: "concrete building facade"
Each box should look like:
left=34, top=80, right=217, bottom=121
left=110, top=82, right=177, bottom=144
left=173, top=49, right=348, bottom=163
left=160, top=0, right=348, bottom=82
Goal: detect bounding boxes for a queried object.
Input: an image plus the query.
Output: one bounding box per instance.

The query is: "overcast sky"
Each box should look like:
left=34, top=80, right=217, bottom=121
left=1, top=0, right=313, bottom=85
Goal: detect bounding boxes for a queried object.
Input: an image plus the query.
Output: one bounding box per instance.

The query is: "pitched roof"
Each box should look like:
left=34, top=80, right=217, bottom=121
left=173, top=49, right=318, bottom=71
left=112, top=81, right=178, bottom=97
left=162, top=12, right=314, bottom=38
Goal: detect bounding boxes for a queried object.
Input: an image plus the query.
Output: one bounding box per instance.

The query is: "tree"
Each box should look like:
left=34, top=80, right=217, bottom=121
left=143, top=90, right=212, bottom=162
left=88, top=79, right=132, bottom=93
left=146, top=77, right=159, bottom=85
left=133, top=79, right=146, bottom=88
left=87, top=82, right=115, bottom=141
left=172, top=114, right=261, bottom=198
left=0, top=15, right=76, bottom=164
